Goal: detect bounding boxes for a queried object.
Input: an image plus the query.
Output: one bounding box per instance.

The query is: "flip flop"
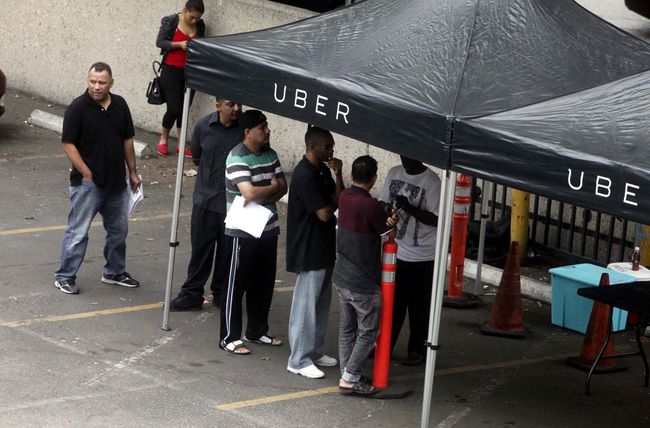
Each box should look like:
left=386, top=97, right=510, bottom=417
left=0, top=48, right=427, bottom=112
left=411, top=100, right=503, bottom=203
left=220, top=340, right=250, bottom=355
left=243, top=333, right=282, bottom=346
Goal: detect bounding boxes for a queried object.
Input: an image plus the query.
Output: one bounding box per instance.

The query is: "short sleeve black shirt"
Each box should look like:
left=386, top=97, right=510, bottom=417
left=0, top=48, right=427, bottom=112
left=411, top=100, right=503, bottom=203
left=61, top=91, right=135, bottom=191
left=286, top=157, right=337, bottom=273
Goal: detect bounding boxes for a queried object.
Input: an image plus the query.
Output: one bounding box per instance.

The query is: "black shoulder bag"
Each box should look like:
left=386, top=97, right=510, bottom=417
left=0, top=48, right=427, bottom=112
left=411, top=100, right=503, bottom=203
left=146, top=61, right=165, bottom=105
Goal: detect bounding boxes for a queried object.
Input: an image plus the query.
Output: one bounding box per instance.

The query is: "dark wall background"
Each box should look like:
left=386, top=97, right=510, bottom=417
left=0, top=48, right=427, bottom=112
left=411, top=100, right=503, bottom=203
left=269, top=0, right=346, bottom=13
left=625, top=0, right=650, bottom=18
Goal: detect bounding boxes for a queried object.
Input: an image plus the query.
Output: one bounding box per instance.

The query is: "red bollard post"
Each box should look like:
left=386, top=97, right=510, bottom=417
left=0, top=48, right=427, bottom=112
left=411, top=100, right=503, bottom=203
left=443, top=174, right=479, bottom=308
left=373, top=236, right=398, bottom=389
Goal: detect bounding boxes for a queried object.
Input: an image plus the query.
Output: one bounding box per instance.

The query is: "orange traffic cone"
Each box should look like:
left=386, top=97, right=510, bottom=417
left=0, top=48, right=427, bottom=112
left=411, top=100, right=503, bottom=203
left=566, top=272, right=627, bottom=374
left=479, top=241, right=527, bottom=338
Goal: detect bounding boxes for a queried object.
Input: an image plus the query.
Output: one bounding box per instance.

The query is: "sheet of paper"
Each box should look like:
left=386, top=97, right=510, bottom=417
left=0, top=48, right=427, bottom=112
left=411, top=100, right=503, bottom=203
left=127, top=176, right=144, bottom=217
left=224, top=195, right=273, bottom=238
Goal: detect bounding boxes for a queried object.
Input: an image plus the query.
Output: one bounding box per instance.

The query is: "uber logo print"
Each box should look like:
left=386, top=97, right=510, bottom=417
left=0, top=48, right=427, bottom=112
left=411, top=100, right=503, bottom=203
left=567, top=168, right=640, bottom=207
left=273, top=83, right=350, bottom=124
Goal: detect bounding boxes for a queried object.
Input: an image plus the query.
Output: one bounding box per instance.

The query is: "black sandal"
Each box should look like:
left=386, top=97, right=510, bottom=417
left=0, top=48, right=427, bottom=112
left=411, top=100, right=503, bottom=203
left=339, top=380, right=378, bottom=396
left=243, top=333, right=282, bottom=346
left=219, top=340, right=250, bottom=355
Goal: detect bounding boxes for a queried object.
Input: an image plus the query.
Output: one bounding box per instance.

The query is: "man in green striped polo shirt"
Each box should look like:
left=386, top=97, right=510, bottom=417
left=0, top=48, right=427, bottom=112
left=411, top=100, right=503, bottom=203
left=220, top=110, right=288, bottom=355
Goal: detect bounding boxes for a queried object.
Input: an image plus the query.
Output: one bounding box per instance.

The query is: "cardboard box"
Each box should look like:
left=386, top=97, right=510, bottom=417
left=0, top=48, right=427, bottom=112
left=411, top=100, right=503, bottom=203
left=549, top=263, right=634, bottom=334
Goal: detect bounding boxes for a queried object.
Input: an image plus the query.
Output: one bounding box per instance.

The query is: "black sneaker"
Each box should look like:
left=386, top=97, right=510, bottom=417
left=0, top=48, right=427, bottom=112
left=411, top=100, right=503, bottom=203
left=101, top=272, right=140, bottom=288
left=402, top=353, right=425, bottom=366
left=55, top=278, right=80, bottom=294
left=170, top=294, right=203, bottom=311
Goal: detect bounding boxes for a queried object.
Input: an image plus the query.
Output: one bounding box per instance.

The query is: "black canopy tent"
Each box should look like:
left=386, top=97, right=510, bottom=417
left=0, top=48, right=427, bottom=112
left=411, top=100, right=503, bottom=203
left=454, top=70, right=650, bottom=224
left=160, top=0, right=650, bottom=425
left=184, top=0, right=650, bottom=219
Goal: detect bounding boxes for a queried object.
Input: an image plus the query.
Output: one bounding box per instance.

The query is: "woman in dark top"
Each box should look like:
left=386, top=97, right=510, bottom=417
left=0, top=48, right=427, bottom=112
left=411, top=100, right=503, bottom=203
left=155, top=0, right=206, bottom=158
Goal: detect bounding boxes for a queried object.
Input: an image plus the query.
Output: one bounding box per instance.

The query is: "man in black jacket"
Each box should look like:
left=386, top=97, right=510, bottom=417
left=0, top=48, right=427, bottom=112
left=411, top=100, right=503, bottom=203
left=170, top=99, right=243, bottom=310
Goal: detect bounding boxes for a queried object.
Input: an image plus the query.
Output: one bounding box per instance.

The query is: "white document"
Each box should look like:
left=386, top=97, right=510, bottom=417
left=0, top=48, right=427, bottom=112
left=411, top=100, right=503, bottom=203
left=127, top=176, right=144, bottom=217
left=224, top=195, right=273, bottom=238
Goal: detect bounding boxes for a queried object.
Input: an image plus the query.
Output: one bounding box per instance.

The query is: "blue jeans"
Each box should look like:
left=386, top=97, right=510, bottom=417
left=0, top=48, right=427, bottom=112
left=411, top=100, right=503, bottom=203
left=336, top=286, right=381, bottom=383
left=54, top=180, right=128, bottom=281
left=287, top=266, right=333, bottom=369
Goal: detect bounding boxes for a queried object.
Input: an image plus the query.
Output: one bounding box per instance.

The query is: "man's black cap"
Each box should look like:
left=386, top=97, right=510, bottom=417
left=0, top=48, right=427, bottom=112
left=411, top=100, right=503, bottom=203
left=239, top=110, right=267, bottom=130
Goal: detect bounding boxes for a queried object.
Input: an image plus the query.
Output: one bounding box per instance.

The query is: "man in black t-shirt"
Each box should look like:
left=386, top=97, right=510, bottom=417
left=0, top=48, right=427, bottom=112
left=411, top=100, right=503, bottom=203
left=286, top=126, right=344, bottom=379
left=53, top=62, right=141, bottom=294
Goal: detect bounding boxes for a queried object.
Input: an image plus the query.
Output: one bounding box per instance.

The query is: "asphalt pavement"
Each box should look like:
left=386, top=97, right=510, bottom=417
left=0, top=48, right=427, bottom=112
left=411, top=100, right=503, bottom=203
left=1, top=88, right=650, bottom=427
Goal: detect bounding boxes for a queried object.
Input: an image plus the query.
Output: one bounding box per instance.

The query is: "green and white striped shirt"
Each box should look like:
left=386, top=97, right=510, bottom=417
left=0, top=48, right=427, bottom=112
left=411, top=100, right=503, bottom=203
left=225, top=142, right=285, bottom=238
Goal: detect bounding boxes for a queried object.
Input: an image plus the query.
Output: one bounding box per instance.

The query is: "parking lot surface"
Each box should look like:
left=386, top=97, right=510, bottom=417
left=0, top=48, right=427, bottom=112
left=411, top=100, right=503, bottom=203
left=1, top=84, right=650, bottom=427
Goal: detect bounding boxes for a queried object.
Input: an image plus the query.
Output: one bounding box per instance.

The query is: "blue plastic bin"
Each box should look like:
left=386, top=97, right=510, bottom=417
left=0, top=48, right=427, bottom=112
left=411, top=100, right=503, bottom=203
left=549, top=263, right=634, bottom=334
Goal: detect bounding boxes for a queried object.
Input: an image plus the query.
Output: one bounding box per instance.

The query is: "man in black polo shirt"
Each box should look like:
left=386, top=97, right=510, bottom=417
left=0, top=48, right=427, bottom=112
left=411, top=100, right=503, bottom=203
left=170, top=98, right=243, bottom=311
left=286, top=126, right=344, bottom=378
left=54, top=62, right=141, bottom=294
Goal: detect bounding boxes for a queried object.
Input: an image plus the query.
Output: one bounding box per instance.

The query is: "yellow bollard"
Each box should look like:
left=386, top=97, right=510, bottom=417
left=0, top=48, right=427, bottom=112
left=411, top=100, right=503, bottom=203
left=640, top=225, right=650, bottom=267
left=510, top=189, right=530, bottom=263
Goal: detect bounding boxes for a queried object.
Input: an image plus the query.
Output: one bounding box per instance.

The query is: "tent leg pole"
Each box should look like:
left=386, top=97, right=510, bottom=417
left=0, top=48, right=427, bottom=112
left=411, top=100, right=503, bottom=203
left=474, top=180, right=492, bottom=295
left=421, top=171, right=456, bottom=428
left=161, top=88, right=192, bottom=331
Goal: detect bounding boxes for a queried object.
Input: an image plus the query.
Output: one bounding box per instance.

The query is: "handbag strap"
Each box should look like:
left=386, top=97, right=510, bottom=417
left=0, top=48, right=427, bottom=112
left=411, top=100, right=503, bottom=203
left=152, top=60, right=162, bottom=77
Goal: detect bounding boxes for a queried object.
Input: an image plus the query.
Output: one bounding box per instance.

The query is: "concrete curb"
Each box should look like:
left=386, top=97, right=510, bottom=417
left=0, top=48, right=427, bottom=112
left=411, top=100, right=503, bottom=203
left=462, top=258, right=551, bottom=304
left=28, top=109, right=154, bottom=159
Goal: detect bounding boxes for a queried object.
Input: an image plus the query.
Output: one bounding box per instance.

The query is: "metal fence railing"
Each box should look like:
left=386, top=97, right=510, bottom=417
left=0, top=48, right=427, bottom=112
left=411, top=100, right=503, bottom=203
left=468, top=179, right=637, bottom=267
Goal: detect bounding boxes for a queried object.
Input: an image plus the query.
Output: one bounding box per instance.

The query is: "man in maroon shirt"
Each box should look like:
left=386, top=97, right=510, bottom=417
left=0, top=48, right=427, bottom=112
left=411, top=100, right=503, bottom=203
left=333, top=155, right=396, bottom=395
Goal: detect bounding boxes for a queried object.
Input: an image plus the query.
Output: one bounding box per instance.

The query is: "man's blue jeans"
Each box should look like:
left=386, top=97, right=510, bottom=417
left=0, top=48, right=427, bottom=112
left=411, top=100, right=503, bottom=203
left=54, top=180, right=128, bottom=281
left=336, top=286, right=381, bottom=383
left=287, top=266, right=333, bottom=369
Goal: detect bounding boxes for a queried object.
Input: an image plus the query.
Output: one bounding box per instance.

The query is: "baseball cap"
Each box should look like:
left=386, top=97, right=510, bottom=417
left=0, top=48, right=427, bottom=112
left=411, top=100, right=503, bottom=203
left=239, top=110, right=267, bottom=130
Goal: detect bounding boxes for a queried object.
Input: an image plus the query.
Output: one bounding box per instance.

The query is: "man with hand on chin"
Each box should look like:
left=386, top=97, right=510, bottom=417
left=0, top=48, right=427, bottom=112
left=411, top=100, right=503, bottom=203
left=286, top=126, right=344, bottom=379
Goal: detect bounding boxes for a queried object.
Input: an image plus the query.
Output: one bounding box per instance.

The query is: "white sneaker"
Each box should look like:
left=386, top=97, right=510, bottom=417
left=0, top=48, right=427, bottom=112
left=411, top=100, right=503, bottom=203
left=314, top=354, right=338, bottom=367
left=287, top=364, right=324, bottom=379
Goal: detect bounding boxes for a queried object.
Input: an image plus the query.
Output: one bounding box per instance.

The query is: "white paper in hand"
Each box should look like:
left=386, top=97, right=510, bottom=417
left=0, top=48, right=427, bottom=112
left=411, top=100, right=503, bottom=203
left=224, top=195, right=273, bottom=238
left=127, top=176, right=144, bottom=217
